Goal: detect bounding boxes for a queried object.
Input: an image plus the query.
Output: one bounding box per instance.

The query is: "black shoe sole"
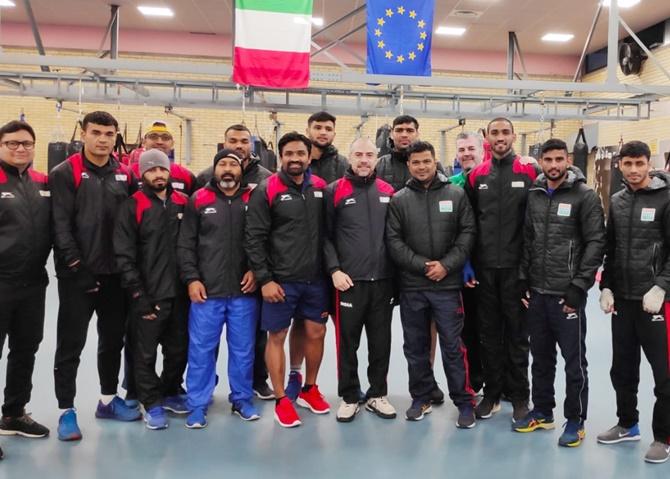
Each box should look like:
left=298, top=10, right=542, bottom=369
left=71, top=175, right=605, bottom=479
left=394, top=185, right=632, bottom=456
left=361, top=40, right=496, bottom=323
left=253, top=390, right=276, bottom=401
left=365, top=404, right=397, bottom=419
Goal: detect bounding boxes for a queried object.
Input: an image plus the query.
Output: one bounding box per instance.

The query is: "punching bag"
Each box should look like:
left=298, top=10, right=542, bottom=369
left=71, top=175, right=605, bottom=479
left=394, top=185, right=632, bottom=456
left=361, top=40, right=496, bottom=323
left=375, top=124, right=392, bottom=157
left=47, top=141, right=68, bottom=172
left=573, top=128, right=588, bottom=180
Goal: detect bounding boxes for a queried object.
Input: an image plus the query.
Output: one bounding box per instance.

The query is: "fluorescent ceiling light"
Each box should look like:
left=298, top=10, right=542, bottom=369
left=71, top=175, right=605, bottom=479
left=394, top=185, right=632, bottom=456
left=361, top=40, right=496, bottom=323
left=0, top=0, right=16, bottom=7
left=294, top=17, right=324, bottom=26
left=138, top=6, right=174, bottom=17
left=435, top=26, right=467, bottom=36
left=542, top=33, right=574, bottom=42
left=602, top=0, right=641, bottom=8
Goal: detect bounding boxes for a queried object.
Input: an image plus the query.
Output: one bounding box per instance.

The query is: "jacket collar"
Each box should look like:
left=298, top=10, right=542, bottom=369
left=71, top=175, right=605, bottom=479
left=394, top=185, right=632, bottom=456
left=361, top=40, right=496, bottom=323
left=344, top=166, right=376, bottom=185
left=407, top=171, right=450, bottom=191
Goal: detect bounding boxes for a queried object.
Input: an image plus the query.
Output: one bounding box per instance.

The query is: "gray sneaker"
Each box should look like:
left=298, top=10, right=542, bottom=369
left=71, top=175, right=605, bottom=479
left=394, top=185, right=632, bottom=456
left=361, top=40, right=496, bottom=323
left=597, top=424, right=641, bottom=444
left=512, top=400, right=530, bottom=423
left=457, top=405, right=476, bottom=429
left=475, top=397, right=501, bottom=419
left=644, top=441, right=670, bottom=464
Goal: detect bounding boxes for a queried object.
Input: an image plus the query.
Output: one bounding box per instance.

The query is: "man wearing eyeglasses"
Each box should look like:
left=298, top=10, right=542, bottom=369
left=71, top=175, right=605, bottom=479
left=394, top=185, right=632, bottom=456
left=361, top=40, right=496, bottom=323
left=0, top=121, right=51, bottom=457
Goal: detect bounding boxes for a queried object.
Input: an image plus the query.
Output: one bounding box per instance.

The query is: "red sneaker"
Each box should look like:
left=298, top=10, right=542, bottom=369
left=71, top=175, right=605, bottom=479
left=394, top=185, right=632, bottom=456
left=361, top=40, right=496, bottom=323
left=297, top=385, right=331, bottom=414
left=274, top=397, right=301, bottom=428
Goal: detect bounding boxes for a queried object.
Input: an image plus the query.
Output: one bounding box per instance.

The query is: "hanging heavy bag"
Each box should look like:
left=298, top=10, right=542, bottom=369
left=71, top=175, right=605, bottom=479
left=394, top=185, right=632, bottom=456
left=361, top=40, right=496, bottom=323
left=67, top=121, right=84, bottom=157
left=47, top=141, right=68, bottom=172
left=573, top=128, right=589, bottom=180
left=254, top=136, right=277, bottom=172
left=528, top=143, right=542, bottom=160
left=376, top=124, right=392, bottom=157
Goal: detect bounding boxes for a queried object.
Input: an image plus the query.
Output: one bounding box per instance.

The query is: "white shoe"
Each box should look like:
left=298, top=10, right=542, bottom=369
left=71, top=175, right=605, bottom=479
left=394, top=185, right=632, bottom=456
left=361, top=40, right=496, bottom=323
left=336, top=401, right=359, bottom=423
left=366, top=396, right=397, bottom=419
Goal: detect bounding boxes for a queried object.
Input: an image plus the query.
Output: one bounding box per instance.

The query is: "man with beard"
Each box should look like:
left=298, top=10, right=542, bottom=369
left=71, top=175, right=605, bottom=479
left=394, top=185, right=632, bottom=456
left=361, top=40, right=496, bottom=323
left=0, top=121, right=51, bottom=457
left=324, top=137, right=396, bottom=423
left=598, top=141, right=670, bottom=464
left=245, top=132, right=330, bottom=428
left=50, top=111, right=140, bottom=442
left=386, top=141, right=477, bottom=426
left=376, top=115, right=445, bottom=404
left=178, top=149, right=260, bottom=428
left=450, top=132, right=485, bottom=394
left=195, top=124, right=272, bottom=190
left=114, top=150, right=189, bottom=430
left=514, top=138, right=605, bottom=448
left=285, top=112, right=348, bottom=401
left=130, top=121, right=197, bottom=196
left=194, top=124, right=273, bottom=400
left=465, top=117, right=539, bottom=423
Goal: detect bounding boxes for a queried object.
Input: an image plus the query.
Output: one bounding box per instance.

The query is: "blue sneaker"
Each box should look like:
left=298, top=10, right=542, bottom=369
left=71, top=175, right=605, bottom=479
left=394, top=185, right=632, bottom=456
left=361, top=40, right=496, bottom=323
left=58, top=409, right=82, bottom=441
left=144, top=406, right=168, bottom=430
left=185, top=408, right=207, bottom=429
left=559, top=419, right=586, bottom=447
left=232, top=400, right=261, bottom=421
left=124, top=399, right=139, bottom=408
left=286, top=371, right=303, bottom=401
left=95, top=396, right=142, bottom=422
left=513, top=409, right=555, bottom=432
left=163, top=394, right=189, bottom=414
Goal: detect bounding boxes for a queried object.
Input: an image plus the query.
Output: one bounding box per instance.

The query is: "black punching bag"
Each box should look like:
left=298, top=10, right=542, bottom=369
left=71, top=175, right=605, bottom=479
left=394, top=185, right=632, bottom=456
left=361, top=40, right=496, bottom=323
left=573, top=128, right=588, bottom=180
left=47, top=141, right=68, bottom=172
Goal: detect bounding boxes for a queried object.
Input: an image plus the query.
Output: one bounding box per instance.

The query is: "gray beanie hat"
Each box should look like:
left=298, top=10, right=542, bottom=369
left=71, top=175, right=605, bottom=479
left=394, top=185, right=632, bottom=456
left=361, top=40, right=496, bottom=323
left=139, top=149, right=170, bottom=177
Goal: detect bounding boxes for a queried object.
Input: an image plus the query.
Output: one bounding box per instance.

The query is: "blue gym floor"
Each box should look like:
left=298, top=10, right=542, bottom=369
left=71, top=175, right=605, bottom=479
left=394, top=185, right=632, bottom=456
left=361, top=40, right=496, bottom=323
left=0, top=259, right=667, bottom=478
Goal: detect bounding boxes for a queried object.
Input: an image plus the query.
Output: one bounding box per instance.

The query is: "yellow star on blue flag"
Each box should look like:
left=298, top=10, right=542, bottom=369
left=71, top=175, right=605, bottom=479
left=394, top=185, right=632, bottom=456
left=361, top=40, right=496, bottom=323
left=366, top=0, right=434, bottom=76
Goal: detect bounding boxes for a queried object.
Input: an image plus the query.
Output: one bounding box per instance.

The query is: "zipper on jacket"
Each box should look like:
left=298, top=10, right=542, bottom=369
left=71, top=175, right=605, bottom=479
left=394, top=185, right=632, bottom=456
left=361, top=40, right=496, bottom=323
left=541, top=192, right=552, bottom=289
left=568, top=239, right=574, bottom=279
left=366, top=184, right=376, bottom=281
left=227, top=198, right=234, bottom=290
left=652, top=242, right=659, bottom=280
left=625, top=193, right=636, bottom=294
left=425, top=188, right=436, bottom=287
left=496, top=160, right=502, bottom=268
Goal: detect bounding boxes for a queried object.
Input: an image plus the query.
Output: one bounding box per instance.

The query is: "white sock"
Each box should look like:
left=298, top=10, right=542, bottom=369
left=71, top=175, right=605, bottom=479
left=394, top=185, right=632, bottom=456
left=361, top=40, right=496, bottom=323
left=100, top=394, right=115, bottom=405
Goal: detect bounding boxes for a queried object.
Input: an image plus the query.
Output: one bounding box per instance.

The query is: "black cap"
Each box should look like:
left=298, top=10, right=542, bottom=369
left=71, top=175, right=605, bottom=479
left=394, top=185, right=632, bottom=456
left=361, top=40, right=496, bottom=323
left=213, top=148, right=243, bottom=170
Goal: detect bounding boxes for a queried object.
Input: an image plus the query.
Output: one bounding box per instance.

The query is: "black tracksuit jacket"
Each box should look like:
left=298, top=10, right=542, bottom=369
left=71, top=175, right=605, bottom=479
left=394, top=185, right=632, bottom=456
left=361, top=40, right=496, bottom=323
left=465, top=151, right=540, bottom=269
left=386, top=172, right=476, bottom=291
left=178, top=182, right=253, bottom=298
left=0, top=161, right=51, bottom=288
left=309, top=145, right=348, bottom=184
left=601, top=171, right=670, bottom=300
left=520, top=168, right=606, bottom=295
left=114, top=187, right=188, bottom=301
left=50, top=151, right=136, bottom=275
left=323, top=169, right=395, bottom=280
left=245, top=170, right=327, bottom=286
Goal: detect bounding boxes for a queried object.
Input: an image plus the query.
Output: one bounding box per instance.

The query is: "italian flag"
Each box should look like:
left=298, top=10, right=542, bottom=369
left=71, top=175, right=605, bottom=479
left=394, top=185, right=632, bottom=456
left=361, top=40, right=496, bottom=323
left=233, top=0, right=313, bottom=89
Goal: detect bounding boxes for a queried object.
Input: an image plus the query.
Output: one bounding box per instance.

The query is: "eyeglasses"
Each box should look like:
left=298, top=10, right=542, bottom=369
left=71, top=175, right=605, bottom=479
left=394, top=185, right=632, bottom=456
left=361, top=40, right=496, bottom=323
left=1, top=140, right=35, bottom=150
left=146, top=133, right=172, bottom=141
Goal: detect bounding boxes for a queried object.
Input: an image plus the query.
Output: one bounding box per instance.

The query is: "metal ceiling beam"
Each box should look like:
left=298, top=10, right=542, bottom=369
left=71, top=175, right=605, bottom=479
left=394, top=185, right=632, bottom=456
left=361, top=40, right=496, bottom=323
left=110, top=5, right=119, bottom=60
left=22, top=0, right=49, bottom=72
left=606, top=0, right=619, bottom=82
left=573, top=2, right=603, bottom=82
left=311, top=5, right=366, bottom=40
left=311, top=23, right=366, bottom=59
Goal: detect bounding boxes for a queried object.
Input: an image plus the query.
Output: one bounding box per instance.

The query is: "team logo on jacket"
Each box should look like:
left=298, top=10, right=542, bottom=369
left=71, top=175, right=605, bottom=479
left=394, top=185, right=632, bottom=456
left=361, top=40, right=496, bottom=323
left=565, top=312, right=578, bottom=320
left=345, top=198, right=356, bottom=206
left=177, top=213, right=183, bottom=220
left=204, top=207, right=217, bottom=214
left=280, top=194, right=292, bottom=202
left=478, top=184, right=488, bottom=190
left=651, top=314, right=664, bottom=322
left=314, top=191, right=323, bottom=198
left=439, top=200, right=453, bottom=213
left=0, top=192, right=15, bottom=199
left=641, top=208, right=656, bottom=222
left=81, top=172, right=89, bottom=179
left=339, top=301, right=353, bottom=308
left=172, top=182, right=184, bottom=190
left=511, top=181, right=525, bottom=188
left=379, top=196, right=390, bottom=203
left=39, top=190, right=51, bottom=197
left=115, top=174, right=128, bottom=181
left=557, top=203, right=572, bottom=217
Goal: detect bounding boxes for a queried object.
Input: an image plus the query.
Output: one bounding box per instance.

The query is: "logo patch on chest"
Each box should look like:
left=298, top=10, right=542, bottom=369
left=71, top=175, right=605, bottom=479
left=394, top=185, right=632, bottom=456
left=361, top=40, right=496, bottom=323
left=641, top=208, right=656, bottom=222
left=1, top=192, right=15, bottom=199
left=177, top=213, right=183, bottom=220
left=439, top=200, right=453, bottom=213
left=313, top=191, right=323, bottom=198
left=511, top=181, right=525, bottom=188
left=279, top=194, right=292, bottom=202
left=81, top=172, right=89, bottom=179
left=172, top=181, right=184, bottom=190
left=557, top=203, right=572, bottom=217
left=478, top=184, right=488, bottom=190
left=39, top=190, right=51, bottom=197
left=203, top=207, right=217, bottom=215
left=115, top=174, right=128, bottom=182
left=345, top=198, right=356, bottom=206
left=379, top=196, right=390, bottom=203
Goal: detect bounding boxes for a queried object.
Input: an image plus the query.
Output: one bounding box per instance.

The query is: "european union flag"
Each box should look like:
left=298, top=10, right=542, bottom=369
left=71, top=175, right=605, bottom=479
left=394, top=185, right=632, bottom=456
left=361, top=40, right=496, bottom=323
left=366, top=0, right=434, bottom=76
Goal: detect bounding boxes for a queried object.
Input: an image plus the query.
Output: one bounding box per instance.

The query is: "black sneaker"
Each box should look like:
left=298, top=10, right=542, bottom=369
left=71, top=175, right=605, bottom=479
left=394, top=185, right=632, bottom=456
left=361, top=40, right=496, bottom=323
left=0, top=414, right=49, bottom=438
left=457, top=405, right=476, bottom=429
left=475, top=397, right=501, bottom=419
left=405, top=399, right=432, bottom=421
left=512, top=400, right=530, bottom=424
left=430, top=385, right=445, bottom=405
left=253, top=382, right=275, bottom=400
left=0, top=444, right=3, bottom=460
